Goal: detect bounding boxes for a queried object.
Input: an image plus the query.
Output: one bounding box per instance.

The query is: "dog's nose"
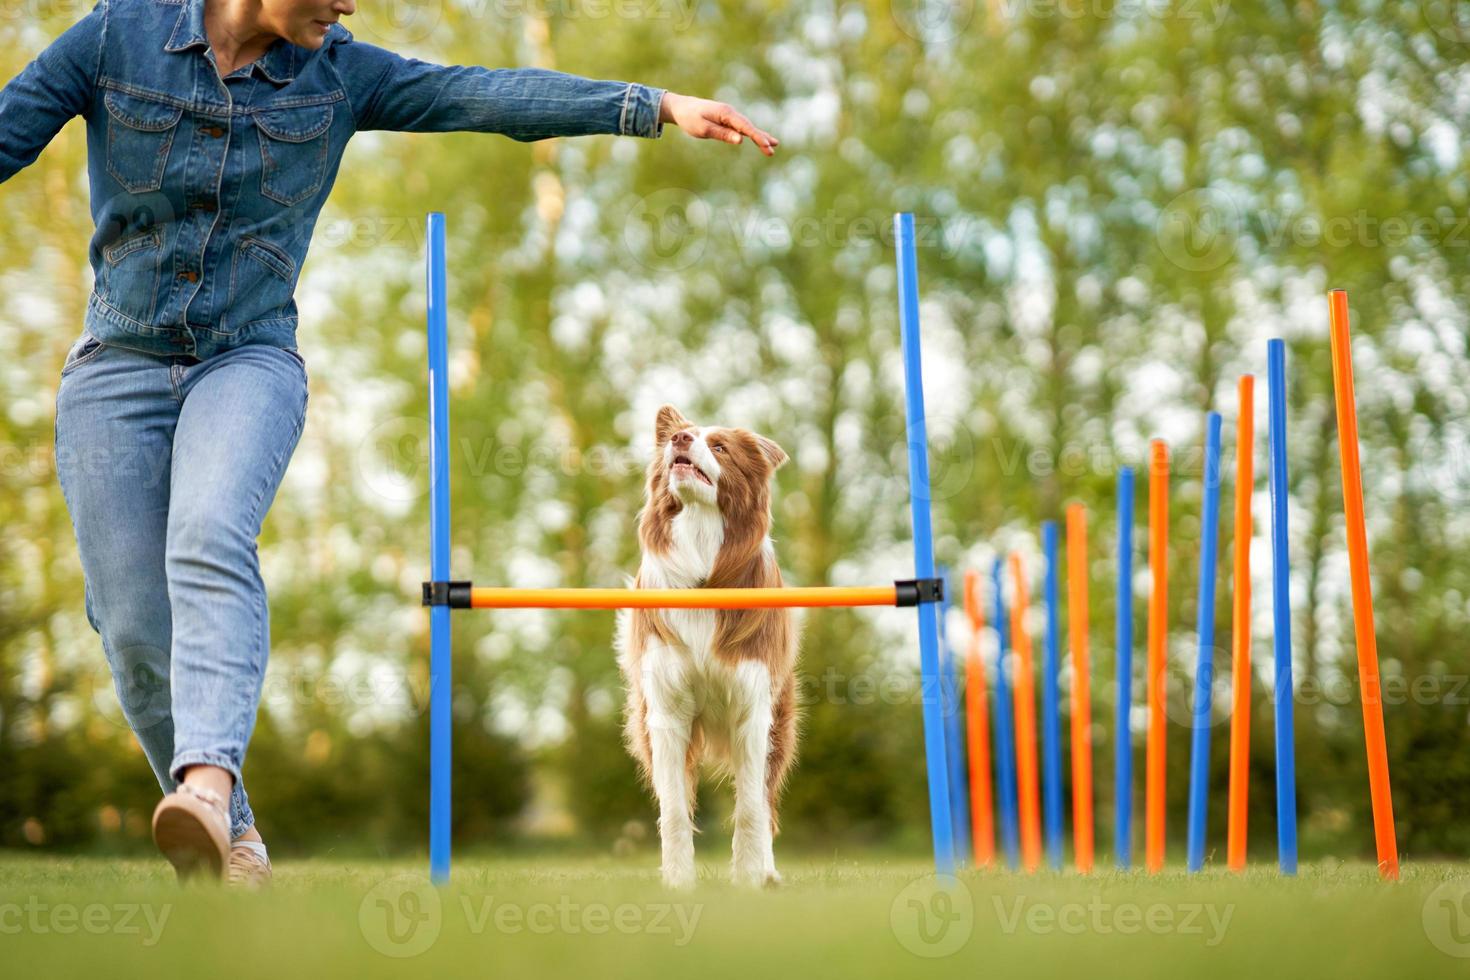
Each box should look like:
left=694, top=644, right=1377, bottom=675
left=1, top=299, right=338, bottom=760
left=671, top=430, right=693, bottom=449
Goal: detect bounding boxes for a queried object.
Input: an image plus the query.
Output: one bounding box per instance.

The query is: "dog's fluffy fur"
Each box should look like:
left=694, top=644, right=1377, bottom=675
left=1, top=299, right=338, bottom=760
left=614, top=404, right=800, bottom=889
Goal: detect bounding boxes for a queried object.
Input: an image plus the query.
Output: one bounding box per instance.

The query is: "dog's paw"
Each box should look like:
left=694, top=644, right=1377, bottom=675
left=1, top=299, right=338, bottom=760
left=661, top=866, right=697, bottom=891
left=731, top=864, right=780, bottom=889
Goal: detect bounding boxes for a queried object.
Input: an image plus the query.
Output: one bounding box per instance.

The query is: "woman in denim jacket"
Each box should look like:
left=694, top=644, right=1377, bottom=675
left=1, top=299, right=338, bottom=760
left=0, top=0, right=776, bottom=885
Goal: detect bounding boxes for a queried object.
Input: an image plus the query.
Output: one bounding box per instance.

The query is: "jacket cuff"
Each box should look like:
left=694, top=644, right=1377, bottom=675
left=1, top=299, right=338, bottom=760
left=621, top=83, right=666, bottom=139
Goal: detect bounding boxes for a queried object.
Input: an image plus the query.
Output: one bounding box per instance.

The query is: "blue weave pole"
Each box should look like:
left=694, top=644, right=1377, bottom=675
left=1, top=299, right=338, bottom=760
left=1115, top=466, right=1135, bottom=869
left=1186, top=412, right=1223, bottom=873
left=426, top=212, right=452, bottom=885
left=1267, top=339, right=1299, bottom=875
left=1042, top=521, right=1064, bottom=870
left=894, top=213, right=956, bottom=875
left=938, top=565, right=972, bottom=867
left=991, top=558, right=1021, bottom=870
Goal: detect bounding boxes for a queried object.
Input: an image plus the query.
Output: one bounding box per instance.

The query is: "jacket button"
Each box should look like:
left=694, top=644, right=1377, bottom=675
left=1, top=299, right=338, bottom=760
left=178, top=270, right=199, bottom=283
left=191, top=200, right=217, bottom=212
left=199, top=125, right=224, bottom=138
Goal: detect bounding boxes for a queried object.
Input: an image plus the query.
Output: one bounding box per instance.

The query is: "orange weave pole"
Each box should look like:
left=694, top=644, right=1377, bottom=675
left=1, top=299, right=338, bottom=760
left=963, top=570, right=997, bottom=869
left=1227, top=375, right=1255, bottom=873
left=1328, top=289, right=1401, bottom=881
left=1145, top=439, right=1169, bottom=874
left=1065, top=504, right=1094, bottom=874
left=468, top=585, right=900, bottom=609
left=1009, top=552, right=1043, bottom=873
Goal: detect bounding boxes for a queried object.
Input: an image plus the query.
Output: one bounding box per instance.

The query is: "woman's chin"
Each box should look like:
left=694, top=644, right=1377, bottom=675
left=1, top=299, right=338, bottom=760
left=292, top=23, right=331, bottom=48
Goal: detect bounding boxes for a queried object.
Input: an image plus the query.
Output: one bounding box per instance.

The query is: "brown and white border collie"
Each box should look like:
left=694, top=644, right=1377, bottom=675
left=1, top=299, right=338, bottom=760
left=615, top=404, right=800, bottom=889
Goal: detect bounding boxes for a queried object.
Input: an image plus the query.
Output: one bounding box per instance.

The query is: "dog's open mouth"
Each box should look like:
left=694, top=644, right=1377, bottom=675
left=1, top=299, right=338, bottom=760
left=670, top=454, right=713, bottom=486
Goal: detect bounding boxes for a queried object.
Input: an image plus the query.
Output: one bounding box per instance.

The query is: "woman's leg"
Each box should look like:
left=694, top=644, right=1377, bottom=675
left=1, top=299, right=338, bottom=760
left=54, top=342, right=257, bottom=836
left=163, top=343, right=307, bottom=827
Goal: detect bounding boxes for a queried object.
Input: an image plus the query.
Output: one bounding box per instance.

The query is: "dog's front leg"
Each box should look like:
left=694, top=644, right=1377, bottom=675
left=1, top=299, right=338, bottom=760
left=645, top=650, right=698, bottom=890
left=731, top=662, right=779, bottom=887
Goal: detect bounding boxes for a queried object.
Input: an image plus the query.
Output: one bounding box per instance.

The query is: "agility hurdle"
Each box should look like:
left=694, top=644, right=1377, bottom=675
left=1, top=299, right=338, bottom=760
left=418, top=210, right=956, bottom=883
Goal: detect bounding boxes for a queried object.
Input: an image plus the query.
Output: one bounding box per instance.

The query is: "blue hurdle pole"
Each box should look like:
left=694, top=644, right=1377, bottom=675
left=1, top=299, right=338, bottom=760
left=1115, top=466, right=1135, bottom=869
left=426, top=212, right=452, bottom=884
left=1186, top=412, right=1223, bottom=873
left=1267, top=340, right=1299, bottom=875
left=991, top=558, right=1021, bottom=870
left=1042, top=521, right=1064, bottom=870
left=938, top=564, right=972, bottom=867
left=894, top=212, right=956, bottom=875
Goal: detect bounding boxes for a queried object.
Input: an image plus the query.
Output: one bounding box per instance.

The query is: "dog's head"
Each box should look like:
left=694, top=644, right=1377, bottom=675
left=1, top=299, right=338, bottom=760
left=645, top=404, right=788, bottom=517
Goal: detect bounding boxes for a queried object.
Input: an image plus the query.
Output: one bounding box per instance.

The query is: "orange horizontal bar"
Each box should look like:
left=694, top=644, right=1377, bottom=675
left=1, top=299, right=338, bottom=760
left=468, top=585, right=901, bottom=609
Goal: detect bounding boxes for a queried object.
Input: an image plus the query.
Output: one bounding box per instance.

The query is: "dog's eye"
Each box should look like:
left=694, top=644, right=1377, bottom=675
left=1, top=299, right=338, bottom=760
left=712, top=444, right=725, bottom=453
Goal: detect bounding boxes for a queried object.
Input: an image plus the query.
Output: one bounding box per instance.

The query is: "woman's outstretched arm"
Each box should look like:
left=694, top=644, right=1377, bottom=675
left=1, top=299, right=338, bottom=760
left=334, top=34, right=776, bottom=154
left=0, top=0, right=106, bottom=184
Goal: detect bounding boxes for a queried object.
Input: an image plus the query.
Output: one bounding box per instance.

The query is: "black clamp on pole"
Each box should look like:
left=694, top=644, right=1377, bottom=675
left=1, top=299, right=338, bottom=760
left=894, top=577, right=945, bottom=607
left=422, top=580, right=473, bottom=608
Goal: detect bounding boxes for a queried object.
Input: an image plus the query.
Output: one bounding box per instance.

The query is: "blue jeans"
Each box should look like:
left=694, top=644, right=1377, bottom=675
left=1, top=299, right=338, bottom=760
left=53, top=332, right=308, bottom=839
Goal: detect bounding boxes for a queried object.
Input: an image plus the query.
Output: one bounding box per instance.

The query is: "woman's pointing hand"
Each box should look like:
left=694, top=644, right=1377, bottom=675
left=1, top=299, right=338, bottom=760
left=658, top=93, right=779, bottom=156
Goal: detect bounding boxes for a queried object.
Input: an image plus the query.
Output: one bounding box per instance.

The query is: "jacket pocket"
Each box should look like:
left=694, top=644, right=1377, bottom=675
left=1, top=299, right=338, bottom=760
left=226, top=235, right=298, bottom=331
left=97, top=226, right=163, bottom=322
left=255, top=102, right=333, bottom=207
left=103, top=89, right=183, bottom=193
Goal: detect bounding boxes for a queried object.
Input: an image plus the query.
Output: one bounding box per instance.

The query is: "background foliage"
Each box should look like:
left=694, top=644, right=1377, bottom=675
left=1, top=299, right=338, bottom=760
left=2, top=0, right=1468, bottom=864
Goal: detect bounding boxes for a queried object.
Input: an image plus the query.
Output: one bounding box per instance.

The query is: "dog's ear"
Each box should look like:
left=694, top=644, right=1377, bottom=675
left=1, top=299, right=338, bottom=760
left=755, top=435, right=788, bottom=472
left=654, top=404, right=692, bottom=446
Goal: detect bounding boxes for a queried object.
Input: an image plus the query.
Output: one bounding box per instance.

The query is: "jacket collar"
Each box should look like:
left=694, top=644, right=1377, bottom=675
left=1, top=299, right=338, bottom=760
left=164, top=0, right=297, bottom=83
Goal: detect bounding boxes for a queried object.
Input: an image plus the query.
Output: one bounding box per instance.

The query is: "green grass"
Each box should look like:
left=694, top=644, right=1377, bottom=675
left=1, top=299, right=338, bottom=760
left=2, top=851, right=1468, bottom=978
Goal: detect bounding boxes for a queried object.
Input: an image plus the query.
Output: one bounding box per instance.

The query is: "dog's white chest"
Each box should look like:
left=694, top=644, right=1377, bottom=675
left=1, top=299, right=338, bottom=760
left=645, top=505, right=725, bottom=663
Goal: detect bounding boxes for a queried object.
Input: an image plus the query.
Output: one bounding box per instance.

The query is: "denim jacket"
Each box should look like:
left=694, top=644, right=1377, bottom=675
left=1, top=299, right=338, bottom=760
left=0, top=0, right=666, bottom=360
